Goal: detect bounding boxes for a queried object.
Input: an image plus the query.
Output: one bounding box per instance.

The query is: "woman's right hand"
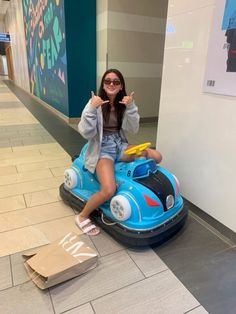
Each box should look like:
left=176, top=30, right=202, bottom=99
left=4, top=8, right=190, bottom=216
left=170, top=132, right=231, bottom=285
left=90, top=91, right=109, bottom=108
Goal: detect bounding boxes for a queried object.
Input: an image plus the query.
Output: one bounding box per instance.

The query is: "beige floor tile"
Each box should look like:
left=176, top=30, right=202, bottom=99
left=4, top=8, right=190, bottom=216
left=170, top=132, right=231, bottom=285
left=65, top=304, right=94, bottom=314
left=39, top=150, right=69, bottom=158
left=0, top=147, right=12, bottom=154
left=36, top=216, right=83, bottom=242
left=92, top=270, right=200, bottom=314
left=0, top=165, right=17, bottom=176
left=11, top=248, right=38, bottom=286
left=0, top=282, right=54, bottom=314
left=0, top=256, right=12, bottom=290
left=9, top=139, right=23, bottom=146
left=50, top=166, right=68, bottom=177
left=16, top=158, right=71, bottom=173
left=50, top=250, right=144, bottom=313
left=0, top=149, right=41, bottom=160
left=0, top=93, right=20, bottom=102
left=188, top=306, right=209, bottom=314
left=0, top=217, right=80, bottom=257
left=0, top=201, right=74, bottom=232
left=24, top=188, right=61, bottom=207
left=0, top=130, right=20, bottom=140
left=0, top=176, right=63, bottom=199
left=0, top=226, right=49, bottom=257
left=0, top=195, right=26, bottom=213
left=0, top=153, right=69, bottom=167
left=0, top=140, right=10, bottom=147
left=90, top=230, right=125, bottom=257
left=0, top=108, right=39, bottom=125
left=39, top=146, right=68, bottom=155
left=0, top=169, right=53, bottom=185
left=22, top=136, right=53, bottom=146
left=127, top=248, right=168, bottom=277
left=7, top=217, right=83, bottom=257
left=12, top=142, right=60, bottom=152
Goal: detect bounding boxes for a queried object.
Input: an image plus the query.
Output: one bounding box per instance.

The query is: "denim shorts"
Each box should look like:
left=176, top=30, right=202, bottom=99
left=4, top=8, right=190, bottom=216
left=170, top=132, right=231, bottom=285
left=100, top=133, right=128, bottom=162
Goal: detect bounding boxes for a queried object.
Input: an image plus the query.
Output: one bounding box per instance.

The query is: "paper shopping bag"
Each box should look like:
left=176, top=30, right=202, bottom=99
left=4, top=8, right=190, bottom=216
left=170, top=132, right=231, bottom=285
left=23, top=232, right=98, bottom=289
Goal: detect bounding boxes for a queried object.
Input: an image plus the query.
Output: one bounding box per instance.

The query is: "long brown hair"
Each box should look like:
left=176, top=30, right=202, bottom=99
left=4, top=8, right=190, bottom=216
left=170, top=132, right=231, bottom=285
left=98, top=69, right=126, bottom=129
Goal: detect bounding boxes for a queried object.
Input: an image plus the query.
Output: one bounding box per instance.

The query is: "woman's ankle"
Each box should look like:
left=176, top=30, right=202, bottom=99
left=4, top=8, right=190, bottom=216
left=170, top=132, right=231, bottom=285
left=78, top=213, right=87, bottom=221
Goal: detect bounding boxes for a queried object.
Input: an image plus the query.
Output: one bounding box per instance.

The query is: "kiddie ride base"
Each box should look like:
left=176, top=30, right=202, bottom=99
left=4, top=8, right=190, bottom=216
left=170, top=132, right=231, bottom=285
left=60, top=142, right=188, bottom=247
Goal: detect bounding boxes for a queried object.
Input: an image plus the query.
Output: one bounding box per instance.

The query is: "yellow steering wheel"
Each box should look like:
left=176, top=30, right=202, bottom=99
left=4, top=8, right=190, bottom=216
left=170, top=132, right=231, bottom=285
left=124, top=142, right=151, bottom=156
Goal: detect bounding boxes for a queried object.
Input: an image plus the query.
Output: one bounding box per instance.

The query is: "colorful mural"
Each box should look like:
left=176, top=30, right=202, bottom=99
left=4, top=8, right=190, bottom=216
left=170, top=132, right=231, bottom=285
left=22, top=0, right=68, bottom=115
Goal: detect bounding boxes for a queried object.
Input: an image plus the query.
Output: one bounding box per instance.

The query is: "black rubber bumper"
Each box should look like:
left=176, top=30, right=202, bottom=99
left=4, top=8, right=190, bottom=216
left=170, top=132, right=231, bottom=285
left=60, top=184, right=188, bottom=247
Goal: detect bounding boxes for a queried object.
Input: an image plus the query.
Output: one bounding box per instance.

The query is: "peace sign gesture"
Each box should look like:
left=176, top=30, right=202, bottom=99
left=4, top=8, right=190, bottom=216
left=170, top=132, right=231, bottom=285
left=119, top=92, right=135, bottom=106
left=90, top=91, right=109, bottom=108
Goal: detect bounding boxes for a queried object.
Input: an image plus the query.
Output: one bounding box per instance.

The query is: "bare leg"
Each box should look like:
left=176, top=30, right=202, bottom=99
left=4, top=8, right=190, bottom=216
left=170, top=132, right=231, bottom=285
left=144, top=148, right=162, bottom=163
left=119, top=144, right=162, bottom=164
left=77, top=158, right=116, bottom=235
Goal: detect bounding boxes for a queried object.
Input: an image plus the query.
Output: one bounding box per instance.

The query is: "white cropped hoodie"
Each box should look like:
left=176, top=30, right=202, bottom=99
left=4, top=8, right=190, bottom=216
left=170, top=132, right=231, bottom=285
left=78, top=100, right=140, bottom=173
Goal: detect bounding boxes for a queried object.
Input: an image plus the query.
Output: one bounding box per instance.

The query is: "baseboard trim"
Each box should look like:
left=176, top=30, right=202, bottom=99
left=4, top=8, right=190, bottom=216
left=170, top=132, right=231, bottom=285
left=4, top=80, right=71, bottom=123
left=184, top=198, right=236, bottom=245
left=68, top=117, right=81, bottom=124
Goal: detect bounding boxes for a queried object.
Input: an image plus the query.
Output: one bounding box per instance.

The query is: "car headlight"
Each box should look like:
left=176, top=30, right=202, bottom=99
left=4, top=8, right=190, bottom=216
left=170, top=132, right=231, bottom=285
left=110, top=195, right=131, bottom=221
left=64, top=168, right=77, bottom=189
left=166, top=195, right=175, bottom=209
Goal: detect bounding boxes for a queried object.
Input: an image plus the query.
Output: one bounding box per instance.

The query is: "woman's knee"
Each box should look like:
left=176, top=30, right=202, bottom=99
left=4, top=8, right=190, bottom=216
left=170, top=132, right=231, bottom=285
left=155, top=150, right=162, bottom=163
left=146, top=148, right=162, bottom=163
left=100, top=184, right=116, bottom=200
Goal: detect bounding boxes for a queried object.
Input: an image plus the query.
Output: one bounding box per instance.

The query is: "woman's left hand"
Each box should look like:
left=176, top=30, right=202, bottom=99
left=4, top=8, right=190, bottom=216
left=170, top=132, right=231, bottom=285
left=119, top=92, right=134, bottom=106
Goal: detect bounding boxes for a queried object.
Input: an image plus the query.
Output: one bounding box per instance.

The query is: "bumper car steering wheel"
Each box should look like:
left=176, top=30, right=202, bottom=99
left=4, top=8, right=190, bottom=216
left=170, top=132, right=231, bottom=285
left=124, top=142, right=151, bottom=156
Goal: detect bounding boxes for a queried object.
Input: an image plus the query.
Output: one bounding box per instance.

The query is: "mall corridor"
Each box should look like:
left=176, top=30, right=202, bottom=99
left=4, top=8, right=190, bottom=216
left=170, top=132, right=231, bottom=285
left=0, top=78, right=235, bottom=314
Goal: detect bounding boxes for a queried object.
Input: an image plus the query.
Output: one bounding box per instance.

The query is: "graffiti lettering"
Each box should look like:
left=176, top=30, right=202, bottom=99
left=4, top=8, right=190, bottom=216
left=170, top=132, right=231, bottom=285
left=29, top=0, right=48, bottom=36
left=44, top=2, right=53, bottom=29
left=53, top=16, right=62, bottom=54
left=42, top=17, right=62, bottom=69
left=38, top=20, right=44, bottom=38
left=23, top=0, right=67, bottom=106
left=23, top=0, right=29, bottom=16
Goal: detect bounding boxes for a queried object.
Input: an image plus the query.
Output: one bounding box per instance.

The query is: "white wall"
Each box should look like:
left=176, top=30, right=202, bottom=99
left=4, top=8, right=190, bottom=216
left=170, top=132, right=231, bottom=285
left=96, top=0, right=108, bottom=86
left=4, top=0, right=30, bottom=91
left=0, top=15, right=5, bottom=31
left=157, top=0, right=236, bottom=232
left=0, top=55, right=8, bottom=75
left=96, top=0, right=167, bottom=119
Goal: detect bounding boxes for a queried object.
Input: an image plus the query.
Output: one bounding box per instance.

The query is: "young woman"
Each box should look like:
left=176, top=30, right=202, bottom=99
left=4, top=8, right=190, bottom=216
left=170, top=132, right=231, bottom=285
left=76, top=69, right=162, bottom=235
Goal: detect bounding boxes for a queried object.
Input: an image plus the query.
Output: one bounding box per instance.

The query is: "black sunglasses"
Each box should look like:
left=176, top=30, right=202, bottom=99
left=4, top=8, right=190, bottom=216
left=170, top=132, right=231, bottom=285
left=104, top=79, right=121, bottom=86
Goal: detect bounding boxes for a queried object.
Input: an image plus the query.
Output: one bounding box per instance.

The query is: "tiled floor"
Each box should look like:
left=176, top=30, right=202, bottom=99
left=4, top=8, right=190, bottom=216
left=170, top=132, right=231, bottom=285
left=0, top=83, right=79, bottom=258
left=0, top=78, right=235, bottom=314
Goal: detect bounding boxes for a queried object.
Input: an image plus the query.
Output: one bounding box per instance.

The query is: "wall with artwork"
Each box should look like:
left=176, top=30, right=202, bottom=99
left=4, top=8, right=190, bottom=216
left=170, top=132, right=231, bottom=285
left=22, top=0, right=68, bottom=115
left=157, top=0, right=236, bottom=233
left=5, top=0, right=96, bottom=119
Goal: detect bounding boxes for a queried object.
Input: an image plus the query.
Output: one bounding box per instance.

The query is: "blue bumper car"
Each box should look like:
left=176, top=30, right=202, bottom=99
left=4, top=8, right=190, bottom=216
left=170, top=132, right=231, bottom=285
left=60, top=143, right=188, bottom=247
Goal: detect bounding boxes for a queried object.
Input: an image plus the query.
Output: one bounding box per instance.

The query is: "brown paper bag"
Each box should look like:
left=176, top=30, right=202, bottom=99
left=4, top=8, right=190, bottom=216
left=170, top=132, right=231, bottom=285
left=23, top=232, right=98, bottom=289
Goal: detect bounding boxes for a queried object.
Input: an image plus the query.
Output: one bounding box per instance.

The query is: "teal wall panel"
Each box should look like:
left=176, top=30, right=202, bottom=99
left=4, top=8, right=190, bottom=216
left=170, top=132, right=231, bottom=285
left=64, top=0, right=96, bottom=117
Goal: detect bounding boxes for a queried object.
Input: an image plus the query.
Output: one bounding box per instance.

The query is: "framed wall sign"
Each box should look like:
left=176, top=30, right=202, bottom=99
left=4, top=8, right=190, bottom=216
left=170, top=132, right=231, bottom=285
left=203, top=0, right=236, bottom=96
